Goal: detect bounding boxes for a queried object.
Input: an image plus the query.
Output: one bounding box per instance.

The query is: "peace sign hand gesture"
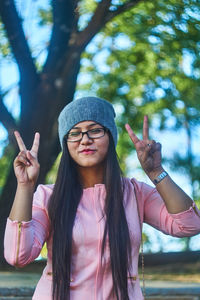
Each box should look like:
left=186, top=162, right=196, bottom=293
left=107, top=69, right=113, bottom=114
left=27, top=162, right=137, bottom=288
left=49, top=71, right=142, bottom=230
left=13, top=131, right=40, bottom=186
left=125, top=116, right=163, bottom=176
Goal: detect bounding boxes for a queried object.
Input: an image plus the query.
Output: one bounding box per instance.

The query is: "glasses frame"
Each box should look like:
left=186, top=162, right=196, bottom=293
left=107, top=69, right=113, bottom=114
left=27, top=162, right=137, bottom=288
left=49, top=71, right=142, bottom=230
left=66, top=127, right=107, bottom=142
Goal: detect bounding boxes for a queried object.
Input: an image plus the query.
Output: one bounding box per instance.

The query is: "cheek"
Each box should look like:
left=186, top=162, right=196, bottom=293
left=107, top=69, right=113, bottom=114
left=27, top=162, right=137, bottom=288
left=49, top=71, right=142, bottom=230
left=99, top=137, right=109, bottom=157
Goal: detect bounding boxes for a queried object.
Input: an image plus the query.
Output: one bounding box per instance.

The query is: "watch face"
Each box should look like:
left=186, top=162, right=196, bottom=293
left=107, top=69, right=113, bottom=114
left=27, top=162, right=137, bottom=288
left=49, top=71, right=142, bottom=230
left=154, top=171, right=168, bottom=185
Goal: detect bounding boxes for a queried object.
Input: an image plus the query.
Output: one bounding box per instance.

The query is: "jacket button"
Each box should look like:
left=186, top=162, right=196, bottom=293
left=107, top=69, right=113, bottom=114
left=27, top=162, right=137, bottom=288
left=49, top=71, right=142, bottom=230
left=47, top=272, right=52, bottom=276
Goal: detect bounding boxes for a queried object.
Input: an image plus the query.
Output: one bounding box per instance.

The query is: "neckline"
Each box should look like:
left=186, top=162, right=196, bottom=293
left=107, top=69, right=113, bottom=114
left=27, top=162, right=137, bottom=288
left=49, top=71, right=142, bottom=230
left=83, top=183, right=105, bottom=190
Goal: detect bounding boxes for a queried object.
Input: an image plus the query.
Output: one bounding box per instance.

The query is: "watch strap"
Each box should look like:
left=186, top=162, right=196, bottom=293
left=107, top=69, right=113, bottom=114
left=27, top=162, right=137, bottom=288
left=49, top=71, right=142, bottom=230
left=153, top=171, right=168, bottom=185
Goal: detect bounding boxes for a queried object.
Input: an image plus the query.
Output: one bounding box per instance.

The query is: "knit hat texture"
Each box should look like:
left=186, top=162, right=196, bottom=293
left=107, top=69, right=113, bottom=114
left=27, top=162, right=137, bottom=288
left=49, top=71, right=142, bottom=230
left=58, top=96, right=118, bottom=147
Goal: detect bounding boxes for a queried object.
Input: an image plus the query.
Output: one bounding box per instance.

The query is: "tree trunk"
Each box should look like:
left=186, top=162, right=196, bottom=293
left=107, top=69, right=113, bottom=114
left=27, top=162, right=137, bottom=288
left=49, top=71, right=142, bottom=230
left=0, top=52, right=81, bottom=264
left=0, top=0, right=140, bottom=267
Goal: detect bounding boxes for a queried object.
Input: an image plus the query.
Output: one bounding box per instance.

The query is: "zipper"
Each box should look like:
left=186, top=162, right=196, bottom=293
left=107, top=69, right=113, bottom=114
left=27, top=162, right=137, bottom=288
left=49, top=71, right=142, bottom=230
left=15, top=221, right=22, bottom=266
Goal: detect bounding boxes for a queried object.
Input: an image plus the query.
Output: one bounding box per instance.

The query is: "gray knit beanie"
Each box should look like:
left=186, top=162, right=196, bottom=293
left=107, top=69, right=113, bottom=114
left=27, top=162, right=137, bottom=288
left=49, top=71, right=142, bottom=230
left=58, top=96, right=118, bottom=147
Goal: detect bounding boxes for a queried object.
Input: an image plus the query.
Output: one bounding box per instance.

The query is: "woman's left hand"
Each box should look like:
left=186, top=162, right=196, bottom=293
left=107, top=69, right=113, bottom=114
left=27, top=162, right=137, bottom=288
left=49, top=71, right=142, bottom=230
left=125, top=115, right=162, bottom=175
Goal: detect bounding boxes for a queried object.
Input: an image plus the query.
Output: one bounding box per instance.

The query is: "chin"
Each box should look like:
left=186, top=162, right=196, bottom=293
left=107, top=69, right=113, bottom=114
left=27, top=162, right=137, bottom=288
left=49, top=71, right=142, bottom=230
left=77, top=159, right=104, bottom=168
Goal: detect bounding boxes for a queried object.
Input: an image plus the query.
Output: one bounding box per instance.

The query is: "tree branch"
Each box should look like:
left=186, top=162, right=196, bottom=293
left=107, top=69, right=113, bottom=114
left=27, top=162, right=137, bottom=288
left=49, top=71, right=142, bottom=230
left=105, top=0, right=141, bottom=23
left=77, top=0, right=141, bottom=49
left=0, top=93, right=18, bottom=134
left=77, top=0, right=111, bottom=49
left=44, top=0, right=78, bottom=72
left=0, top=0, right=38, bottom=82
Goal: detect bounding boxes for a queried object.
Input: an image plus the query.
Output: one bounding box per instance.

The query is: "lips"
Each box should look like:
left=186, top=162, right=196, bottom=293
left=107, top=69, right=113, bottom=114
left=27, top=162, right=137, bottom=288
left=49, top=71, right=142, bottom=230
left=80, top=149, right=96, bottom=154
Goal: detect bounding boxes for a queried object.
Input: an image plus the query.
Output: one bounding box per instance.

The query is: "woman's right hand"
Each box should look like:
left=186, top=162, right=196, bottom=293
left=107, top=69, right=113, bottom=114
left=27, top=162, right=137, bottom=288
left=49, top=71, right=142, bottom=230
left=13, top=131, right=40, bottom=186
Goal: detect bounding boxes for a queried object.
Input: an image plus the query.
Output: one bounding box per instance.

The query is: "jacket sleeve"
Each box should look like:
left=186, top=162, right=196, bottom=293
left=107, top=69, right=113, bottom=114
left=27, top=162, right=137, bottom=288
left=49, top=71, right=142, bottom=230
left=4, top=184, right=52, bottom=267
left=131, top=178, right=200, bottom=237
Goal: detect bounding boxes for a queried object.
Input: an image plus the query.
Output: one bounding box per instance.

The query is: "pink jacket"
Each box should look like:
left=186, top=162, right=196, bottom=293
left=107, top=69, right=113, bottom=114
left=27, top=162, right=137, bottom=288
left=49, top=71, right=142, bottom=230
left=4, top=178, right=200, bottom=300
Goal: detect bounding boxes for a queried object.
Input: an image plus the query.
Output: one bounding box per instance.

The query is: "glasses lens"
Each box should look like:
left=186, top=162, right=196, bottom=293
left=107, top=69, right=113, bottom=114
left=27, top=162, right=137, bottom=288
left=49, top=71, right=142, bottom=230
left=67, top=131, right=81, bottom=141
left=88, top=128, right=105, bottom=138
left=67, top=128, right=105, bottom=141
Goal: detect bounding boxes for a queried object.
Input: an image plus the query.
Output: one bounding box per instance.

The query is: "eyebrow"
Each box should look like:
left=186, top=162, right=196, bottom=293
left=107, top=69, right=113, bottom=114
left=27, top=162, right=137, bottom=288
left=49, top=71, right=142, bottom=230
left=72, top=123, right=100, bottom=129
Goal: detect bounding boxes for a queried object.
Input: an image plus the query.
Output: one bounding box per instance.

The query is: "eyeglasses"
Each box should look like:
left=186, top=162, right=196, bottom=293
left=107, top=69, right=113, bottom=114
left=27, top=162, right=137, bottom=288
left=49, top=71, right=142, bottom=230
left=67, top=127, right=107, bottom=142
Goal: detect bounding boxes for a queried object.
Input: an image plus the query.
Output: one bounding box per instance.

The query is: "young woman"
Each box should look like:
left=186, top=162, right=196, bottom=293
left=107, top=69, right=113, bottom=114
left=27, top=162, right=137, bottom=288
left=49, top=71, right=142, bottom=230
left=4, top=96, right=200, bottom=300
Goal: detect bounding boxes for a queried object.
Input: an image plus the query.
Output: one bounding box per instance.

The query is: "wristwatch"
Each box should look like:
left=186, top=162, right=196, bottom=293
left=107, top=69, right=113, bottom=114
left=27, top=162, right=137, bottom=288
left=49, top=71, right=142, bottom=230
left=153, top=171, right=168, bottom=185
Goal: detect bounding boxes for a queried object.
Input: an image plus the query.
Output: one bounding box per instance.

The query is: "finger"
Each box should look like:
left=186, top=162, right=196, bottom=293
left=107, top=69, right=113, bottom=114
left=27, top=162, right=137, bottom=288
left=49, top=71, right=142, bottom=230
left=14, top=131, right=27, bottom=152
left=125, top=124, right=140, bottom=146
left=141, top=143, right=152, bottom=162
left=16, top=151, right=30, bottom=166
left=146, top=141, right=161, bottom=156
left=31, top=132, right=40, bottom=155
left=27, top=150, right=39, bottom=165
left=154, top=142, right=161, bottom=152
left=27, top=150, right=34, bottom=163
left=143, top=115, right=149, bottom=141
left=146, top=140, right=156, bottom=148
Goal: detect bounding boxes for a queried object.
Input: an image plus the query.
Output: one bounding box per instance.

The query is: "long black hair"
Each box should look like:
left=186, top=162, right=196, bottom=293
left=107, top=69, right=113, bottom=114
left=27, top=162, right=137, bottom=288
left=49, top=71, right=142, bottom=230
left=48, top=133, right=132, bottom=300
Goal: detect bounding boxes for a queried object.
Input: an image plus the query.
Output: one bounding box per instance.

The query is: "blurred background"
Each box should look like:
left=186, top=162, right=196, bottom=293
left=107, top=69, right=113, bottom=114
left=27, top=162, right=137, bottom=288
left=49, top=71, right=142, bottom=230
left=0, top=0, right=200, bottom=269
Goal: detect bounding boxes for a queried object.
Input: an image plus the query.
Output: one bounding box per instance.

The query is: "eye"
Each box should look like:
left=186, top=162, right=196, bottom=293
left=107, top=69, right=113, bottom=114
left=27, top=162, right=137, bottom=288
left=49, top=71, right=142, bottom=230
left=69, top=131, right=81, bottom=137
left=90, top=128, right=103, bottom=134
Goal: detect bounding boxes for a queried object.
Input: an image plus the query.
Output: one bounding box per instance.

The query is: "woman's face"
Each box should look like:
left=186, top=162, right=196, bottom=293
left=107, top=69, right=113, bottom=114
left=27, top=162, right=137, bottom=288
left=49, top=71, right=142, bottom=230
left=66, top=121, right=109, bottom=169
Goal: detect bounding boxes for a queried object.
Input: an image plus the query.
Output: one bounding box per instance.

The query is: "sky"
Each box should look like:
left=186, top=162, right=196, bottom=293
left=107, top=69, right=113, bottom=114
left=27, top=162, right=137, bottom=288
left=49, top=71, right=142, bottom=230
left=0, top=0, right=200, bottom=253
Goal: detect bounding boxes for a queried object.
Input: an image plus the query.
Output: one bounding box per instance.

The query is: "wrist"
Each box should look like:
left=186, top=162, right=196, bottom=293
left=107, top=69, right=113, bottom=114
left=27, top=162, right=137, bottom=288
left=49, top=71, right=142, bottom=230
left=146, top=166, right=164, bottom=179
left=146, top=167, right=169, bottom=185
left=17, top=182, right=36, bottom=192
left=153, top=171, right=168, bottom=185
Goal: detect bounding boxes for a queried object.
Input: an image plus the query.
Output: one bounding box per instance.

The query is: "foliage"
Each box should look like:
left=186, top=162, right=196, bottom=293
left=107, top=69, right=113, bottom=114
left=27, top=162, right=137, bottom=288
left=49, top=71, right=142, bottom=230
left=40, top=242, right=48, bottom=259
left=0, top=22, right=11, bottom=59
left=0, top=145, right=14, bottom=195
left=45, top=153, right=61, bottom=184
left=38, top=7, right=52, bottom=26
left=78, top=0, right=200, bottom=175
